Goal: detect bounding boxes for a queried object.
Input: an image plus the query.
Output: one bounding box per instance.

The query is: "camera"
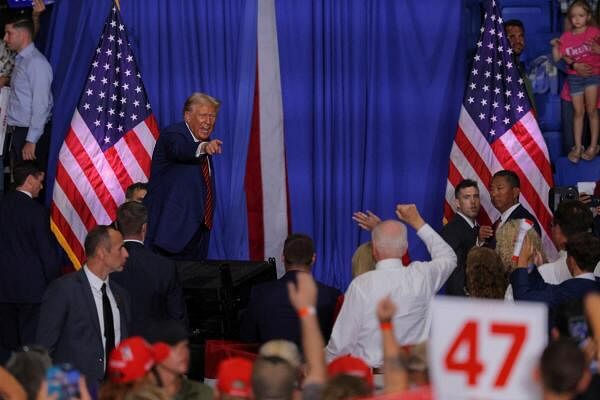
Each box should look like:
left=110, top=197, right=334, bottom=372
left=549, top=186, right=600, bottom=213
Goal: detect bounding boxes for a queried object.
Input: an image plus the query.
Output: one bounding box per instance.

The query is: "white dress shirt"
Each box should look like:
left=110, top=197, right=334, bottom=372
left=538, top=251, right=570, bottom=285
left=498, top=203, right=520, bottom=228
left=83, top=265, right=121, bottom=369
left=325, top=224, right=457, bottom=367
left=456, top=211, right=476, bottom=229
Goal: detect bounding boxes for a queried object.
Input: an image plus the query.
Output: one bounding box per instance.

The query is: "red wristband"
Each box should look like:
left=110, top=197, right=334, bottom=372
left=380, top=321, right=393, bottom=331
left=298, top=306, right=316, bottom=318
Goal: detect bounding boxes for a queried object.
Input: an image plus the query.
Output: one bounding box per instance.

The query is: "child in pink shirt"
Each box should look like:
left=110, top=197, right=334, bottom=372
left=552, top=0, right=600, bottom=162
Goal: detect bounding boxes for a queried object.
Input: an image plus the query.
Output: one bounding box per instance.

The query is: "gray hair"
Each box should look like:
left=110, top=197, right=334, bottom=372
left=371, top=220, right=408, bottom=258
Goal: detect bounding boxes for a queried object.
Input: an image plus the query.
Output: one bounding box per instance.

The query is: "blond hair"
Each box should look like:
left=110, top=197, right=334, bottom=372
left=495, top=219, right=545, bottom=274
left=351, top=241, right=376, bottom=278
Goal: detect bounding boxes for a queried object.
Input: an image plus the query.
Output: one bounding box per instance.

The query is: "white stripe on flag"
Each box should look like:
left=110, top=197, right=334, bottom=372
left=258, top=0, right=288, bottom=278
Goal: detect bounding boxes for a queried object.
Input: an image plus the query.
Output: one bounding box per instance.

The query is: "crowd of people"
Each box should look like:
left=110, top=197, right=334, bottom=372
left=2, top=1, right=600, bottom=400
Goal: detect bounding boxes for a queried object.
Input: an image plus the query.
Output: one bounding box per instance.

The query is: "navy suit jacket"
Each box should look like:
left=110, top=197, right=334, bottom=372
left=486, top=203, right=542, bottom=249
left=0, top=190, right=62, bottom=303
left=507, top=204, right=541, bottom=237
left=440, top=215, right=477, bottom=296
left=35, top=270, right=131, bottom=385
left=511, top=267, right=600, bottom=308
left=111, top=241, right=187, bottom=335
left=240, top=270, right=341, bottom=347
left=145, top=122, right=215, bottom=253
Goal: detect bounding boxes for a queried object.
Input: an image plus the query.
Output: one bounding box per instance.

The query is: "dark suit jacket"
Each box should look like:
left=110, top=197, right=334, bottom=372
left=111, top=241, right=187, bottom=335
left=486, top=203, right=542, bottom=249
left=440, top=214, right=477, bottom=296
left=36, top=270, right=131, bottom=385
left=0, top=190, right=62, bottom=303
left=145, top=122, right=215, bottom=253
left=240, top=270, right=341, bottom=347
left=506, top=204, right=541, bottom=237
left=511, top=268, right=600, bottom=308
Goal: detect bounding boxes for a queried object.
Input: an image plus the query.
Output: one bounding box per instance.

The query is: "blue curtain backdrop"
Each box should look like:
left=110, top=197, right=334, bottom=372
left=43, top=0, right=466, bottom=291
left=276, top=1, right=466, bottom=289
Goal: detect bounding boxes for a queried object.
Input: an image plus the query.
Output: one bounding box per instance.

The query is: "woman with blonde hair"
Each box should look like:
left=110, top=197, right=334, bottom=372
left=351, top=242, right=376, bottom=278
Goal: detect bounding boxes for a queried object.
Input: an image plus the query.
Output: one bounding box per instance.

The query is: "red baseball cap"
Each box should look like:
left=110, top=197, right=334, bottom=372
left=108, top=337, right=170, bottom=383
left=327, top=355, right=373, bottom=388
left=216, top=357, right=254, bottom=398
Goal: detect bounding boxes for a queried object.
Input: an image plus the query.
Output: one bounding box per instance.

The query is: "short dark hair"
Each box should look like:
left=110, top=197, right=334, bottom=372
left=6, top=347, right=52, bottom=400
left=553, top=200, right=593, bottom=239
left=503, top=19, right=525, bottom=33
left=455, top=179, right=478, bottom=198
left=12, top=161, right=42, bottom=187
left=252, top=356, right=296, bottom=400
left=283, top=234, right=314, bottom=267
left=5, top=17, right=34, bottom=39
left=565, top=232, right=600, bottom=273
left=84, top=225, right=114, bottom=257
left=492, top=170, right=520, bottom=188
left=125, top=182, right=148, bottom=201
left=540, top=339, right=585, bottom=394
left=116, top=201, right=148, bottom=237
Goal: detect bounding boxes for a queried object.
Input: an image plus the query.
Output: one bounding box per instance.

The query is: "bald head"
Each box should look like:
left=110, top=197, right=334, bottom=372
left=371, top=220, right=408, bottom=261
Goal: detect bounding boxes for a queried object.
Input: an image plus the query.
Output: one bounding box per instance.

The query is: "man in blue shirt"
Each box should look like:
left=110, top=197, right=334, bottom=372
left=3, top=16, right=52, bottom=174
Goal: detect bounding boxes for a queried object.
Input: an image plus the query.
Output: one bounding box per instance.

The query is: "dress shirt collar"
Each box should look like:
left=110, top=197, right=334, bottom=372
left=83, top=264, right=109, bottom=291
left=16, top=43, right=35, bottom=60
left=375, top=258, right=405, bottom=271
left=185, top=122, right=200, bottom=143
left=456, top=211, right=476, bottom=228
left=575, top=272, right=596, bottom=281
left=16, top=189, right=32, bottom=198
left=499, top=203, right=520, bottom=225
left=123, top=239, right=144, bottom=245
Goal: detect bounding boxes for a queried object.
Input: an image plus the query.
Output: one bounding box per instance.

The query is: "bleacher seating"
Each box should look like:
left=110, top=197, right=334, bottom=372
left=554, top=157, right=600, bottom=186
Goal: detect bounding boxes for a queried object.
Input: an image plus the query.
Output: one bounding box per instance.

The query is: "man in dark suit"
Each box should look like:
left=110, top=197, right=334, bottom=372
left=480, top=169, right=541, bottom=247
left=511, top=232, right=600, bottom=328
left=112, top=201, right=187, bottom=335
left=441, top=179, right=481, bottom=296
left=0, top=161, right=62, bottom=362
left=36, top=225, right=131, bottom=386
left=145, top=93, right=223, bottom=261
left=240, top=234, right=341, bottom=347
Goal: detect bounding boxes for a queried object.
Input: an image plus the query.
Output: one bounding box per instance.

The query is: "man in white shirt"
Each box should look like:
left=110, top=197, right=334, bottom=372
left=325, top=204, right=456, bottom=368
left=36, top=225, right=131, bottom=386
left=538, top=200, right=594, bottom=284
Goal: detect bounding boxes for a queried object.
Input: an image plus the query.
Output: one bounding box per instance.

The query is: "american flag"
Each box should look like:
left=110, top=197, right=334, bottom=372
left=444, top=0, right=556, bottom=258
left=50, top=4, right=159, bottom=268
